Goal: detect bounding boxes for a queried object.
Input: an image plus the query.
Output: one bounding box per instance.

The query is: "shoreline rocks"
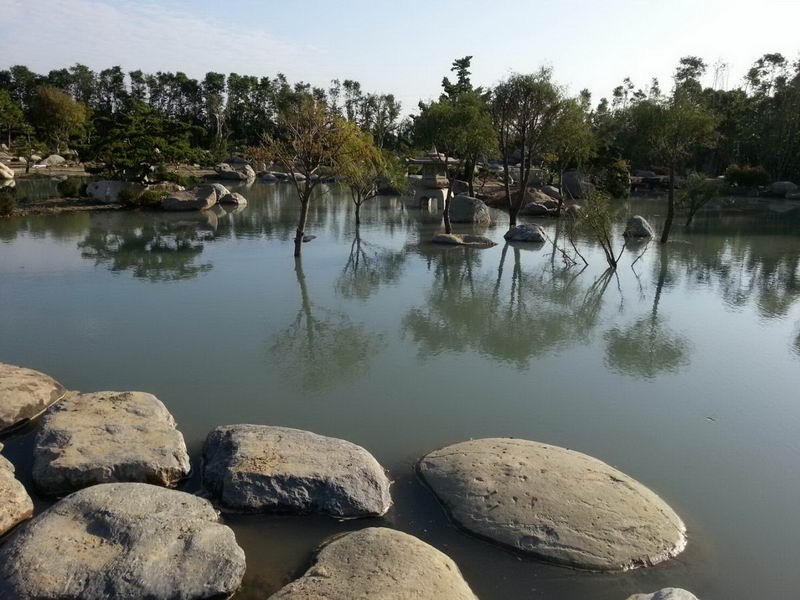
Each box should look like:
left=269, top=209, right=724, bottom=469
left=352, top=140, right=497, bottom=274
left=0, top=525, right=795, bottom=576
left=215, top=162, right=256, bottom=181
left=0, top=483, right=246, bottom=600
left=0, top=362, right=66, bottom=433
left=32, top=391, right=191, bottom=496
left=203, top=424, right=392, bottom=517
left=161, top=186, right=217, bottom=211
left=418, top=438, right=687, bottom=572
left=0, top=443, right=33, bottom=536
left=268, top=527, right=478, bottom=600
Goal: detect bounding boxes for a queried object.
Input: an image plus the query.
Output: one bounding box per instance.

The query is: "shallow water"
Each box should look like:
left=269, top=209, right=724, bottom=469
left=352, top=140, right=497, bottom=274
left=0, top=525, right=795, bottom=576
left=1, top=182, right=799, bottom=599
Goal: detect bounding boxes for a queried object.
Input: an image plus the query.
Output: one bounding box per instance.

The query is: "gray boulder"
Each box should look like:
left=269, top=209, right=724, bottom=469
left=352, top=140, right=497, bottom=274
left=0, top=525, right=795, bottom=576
left=0, top=362, right=66, bottom=432
left=161, top=186, right=217, bottom=211
left=219, top=192, right=247, bottom=206
left=449, top=194, right=491, bottom=225
left=37, top=154, right=66, bottom=167
left=563, top=169, right=595, bottom=199
left=627, top=589, right=699, bottom=600
left=431, top=233, right=496, bottom=248
left=214, top=162, right=255, bottom=181
left=207, top=182, right=231, bottom=201
left=269, top=528, right=477, bottom=600
left=0, top=443, right=33, bottom=535
left=203, top=424, right=392, bottom=517
left=418, top=438, right=687, bottom=572
left=86, top=180, right=126, bottom=204
left=504, top=224, right=546, bottom=243
left=521, top=202, right=555, bottom=216
left=541, top=185, right=562, bottom=200
left=624, top=215, right=656, bottom=238
left=766, top=181, right=798, bottom=197
left=0, top=483, right=246, bottom=600
left=32, top=391, right=191, bottom=496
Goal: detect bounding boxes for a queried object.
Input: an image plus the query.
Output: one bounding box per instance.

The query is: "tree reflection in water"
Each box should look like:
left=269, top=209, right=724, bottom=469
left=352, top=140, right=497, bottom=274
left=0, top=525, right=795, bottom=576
left=270, top=257, right=384, bottom=391
left=335, top=227, right=406, bottom=300
left=77, top=211, right=217, bottom=281
left=402, top=242, right=613, bottom=368
left=604, top=247, right=691, bottom=378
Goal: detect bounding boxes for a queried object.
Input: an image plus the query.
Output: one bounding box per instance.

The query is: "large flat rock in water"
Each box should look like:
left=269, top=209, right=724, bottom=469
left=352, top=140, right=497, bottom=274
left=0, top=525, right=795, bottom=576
left=0, top=362, right=66, bottom=432
left=418, top=438, right=687, bottom=571
left=32, top=391, right=191, bottom=495
left=203, top=424, right=391, bottom=517
left=0, top=443, right=33, bottom=536
left=268, top=527, right=478, bottom=600
left=0, top=483, right=246, bottom=600
left=628, top=589, right=699, bottom=600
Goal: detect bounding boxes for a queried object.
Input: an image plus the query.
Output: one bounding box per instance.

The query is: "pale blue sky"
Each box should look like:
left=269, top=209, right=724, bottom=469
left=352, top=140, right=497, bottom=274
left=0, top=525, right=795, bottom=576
left=2, top=0, right=799, bottom=112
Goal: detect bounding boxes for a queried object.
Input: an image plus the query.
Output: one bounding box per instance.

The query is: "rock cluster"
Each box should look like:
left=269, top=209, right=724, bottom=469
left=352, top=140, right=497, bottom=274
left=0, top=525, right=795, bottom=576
left=0, top=362, right=66, bottom=433
left=32, top=391, right=191, bottom=495
left=203, top=424, right=392, bottom=517
left=215, top=162, right=256, bottom=181
left=268, top=528, right=478, bottom=600
left=161, top=185, right=218, bottom=211
left=0, top=483, right=246, bottom=600
left=419, top=438, right=687, bottom=572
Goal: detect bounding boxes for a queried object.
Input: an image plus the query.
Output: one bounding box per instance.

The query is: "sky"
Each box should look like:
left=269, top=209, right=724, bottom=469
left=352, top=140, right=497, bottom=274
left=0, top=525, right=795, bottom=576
left=2, top=0, right=799, bottom=113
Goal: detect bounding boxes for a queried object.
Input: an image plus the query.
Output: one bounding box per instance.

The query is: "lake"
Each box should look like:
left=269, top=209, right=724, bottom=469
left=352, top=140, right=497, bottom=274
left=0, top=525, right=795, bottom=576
left=1, top=181, right=799, bottom=599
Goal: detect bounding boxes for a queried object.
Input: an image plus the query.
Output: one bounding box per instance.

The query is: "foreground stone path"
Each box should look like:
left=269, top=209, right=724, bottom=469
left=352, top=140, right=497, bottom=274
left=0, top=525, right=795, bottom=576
left=203, top=424, right=391, bottom=517
left=0, top=362, right=66, bottom=432
left=32, top=391, right=191, bottom=495
left=419, top=438, right=687, bottom=572
left=628, top=589, right=699, bottom=600
left=268, top=527, right=478, bottom=600
left=0, top=483, right=246, bottom=600
left=0, top=443, right=33, bottom=536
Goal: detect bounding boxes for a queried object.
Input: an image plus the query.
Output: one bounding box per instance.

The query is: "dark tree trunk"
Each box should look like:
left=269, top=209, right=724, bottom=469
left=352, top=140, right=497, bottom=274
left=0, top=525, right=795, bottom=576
left=294, top=196, right=310, bottom=257
left=355, top=202, right=361, bottom=226
left=660, top=166, right=675, bottom=244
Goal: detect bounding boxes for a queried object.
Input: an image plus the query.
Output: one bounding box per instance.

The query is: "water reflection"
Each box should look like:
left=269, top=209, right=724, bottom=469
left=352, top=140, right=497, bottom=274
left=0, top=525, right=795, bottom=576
left=77, top=211, right=216, bottom=281
left=335, top=228, right=406, bottom=300
left=269, top=258, right=384, bottom=391
left=402, top=242, right=613, bottom=367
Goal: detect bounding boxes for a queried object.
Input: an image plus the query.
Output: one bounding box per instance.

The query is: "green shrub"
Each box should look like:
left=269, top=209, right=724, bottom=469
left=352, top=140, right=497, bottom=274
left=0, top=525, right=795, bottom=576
left=136, top=189, right=167, bottom=207
left=724, top=164, right=770, bottom=187
left=56, top=177, right=82, bottom=198
left=0, top=187, right=16, bottom=216
left=154, top=167, right=200, bottom=188
left=599, top=159, right=631, bottom=198
left=117, top=186, right=140, bottom=205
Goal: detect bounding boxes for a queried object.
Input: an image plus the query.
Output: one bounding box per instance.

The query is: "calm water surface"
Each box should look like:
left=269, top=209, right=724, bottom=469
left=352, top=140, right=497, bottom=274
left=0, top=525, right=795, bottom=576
left=1, top=182, right=799, bottom=599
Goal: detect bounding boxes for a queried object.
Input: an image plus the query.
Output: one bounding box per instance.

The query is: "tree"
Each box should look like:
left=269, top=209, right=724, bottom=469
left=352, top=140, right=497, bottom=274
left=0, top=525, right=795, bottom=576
left=87, top=101, right=201, bottom=180
left=548, top=97, right=595, bottom=211
left=679, top=172, right=721, bottom=226
left=490, top=70, right=562, bottom=226
left=0, top=90, right=25, bottom=146
left=251, top=96, right=351, bottom=256
left=338, top=124, right=405, bottom=225
left=29, top=85, right=88, bottom=152
left=413, top=91, right=495, bottom=232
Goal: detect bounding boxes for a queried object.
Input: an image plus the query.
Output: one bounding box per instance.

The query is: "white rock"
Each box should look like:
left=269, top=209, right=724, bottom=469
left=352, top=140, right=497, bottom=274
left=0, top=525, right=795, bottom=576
left=0, top=443, right=33, bottom=535
left=0, top=362, right=66, bottom=432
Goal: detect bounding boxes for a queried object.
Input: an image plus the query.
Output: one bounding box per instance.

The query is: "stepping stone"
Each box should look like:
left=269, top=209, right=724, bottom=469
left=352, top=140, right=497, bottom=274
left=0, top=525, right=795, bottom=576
left=0, top=443, right=33, bottom=536
left=0, top=483, right=246, bottom=600
left=419, top=438, right=687, bottom=572
left=268, top=527, right=477, bottom=599
left=33, top=391, right=191, bottom=495
left=0, top=362, right=66, bottom=432
left=203, top=424, right=391, bottom=517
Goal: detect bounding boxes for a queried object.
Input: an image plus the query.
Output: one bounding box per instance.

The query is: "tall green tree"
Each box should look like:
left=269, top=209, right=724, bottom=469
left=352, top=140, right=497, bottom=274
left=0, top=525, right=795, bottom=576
left=29, top=85, right=88, bottom=152
left=0, top=90, right=25, bottom=146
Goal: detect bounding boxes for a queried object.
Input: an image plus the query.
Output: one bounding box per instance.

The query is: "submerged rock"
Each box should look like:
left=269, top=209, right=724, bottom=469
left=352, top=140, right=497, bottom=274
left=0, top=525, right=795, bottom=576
left=623, top=215, right=656, bottom=238
left=203, top=424, right=391, bottom=517
left=0, top=483, right=246, bottom=600
left=161, top=186, right=217, bottom=211
left=418, top=438, right=687, bottom=572
left=449, top=194, right=492, bottom=225
left=0, top=443, right=33, bottom=536
left=0, top=362, right=66, bottom=432
left=627, top=589, right=699, bottom=600
left=32, top=391, right=191, bottom=495
left=268, top=527, right=477, bottom=600
left=431, top=233, right=496, bottom=248
left=504, top=224, right=546, bottom=243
